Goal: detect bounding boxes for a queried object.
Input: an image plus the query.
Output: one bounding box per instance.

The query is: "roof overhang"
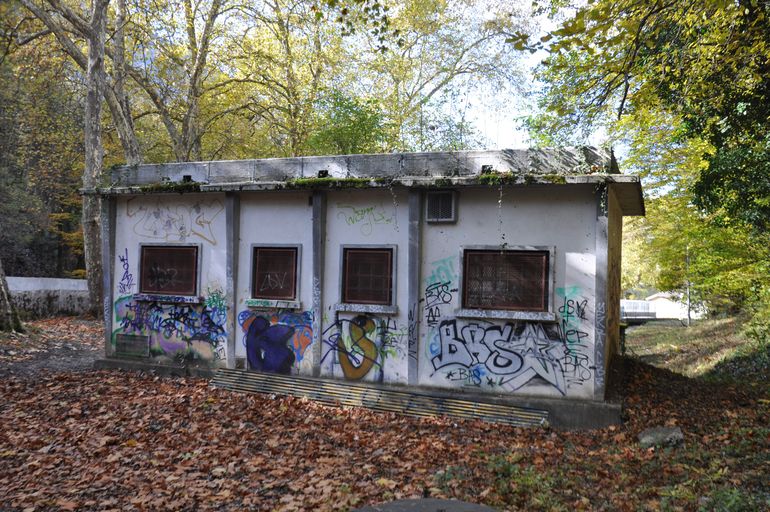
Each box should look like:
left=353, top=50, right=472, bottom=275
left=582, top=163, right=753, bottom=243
left=84, top=148, right=644, bottom=216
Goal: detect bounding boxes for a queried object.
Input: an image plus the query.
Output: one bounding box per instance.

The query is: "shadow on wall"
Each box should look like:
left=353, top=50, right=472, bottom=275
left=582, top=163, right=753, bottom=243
left=7, top=277, right=90, bottom=319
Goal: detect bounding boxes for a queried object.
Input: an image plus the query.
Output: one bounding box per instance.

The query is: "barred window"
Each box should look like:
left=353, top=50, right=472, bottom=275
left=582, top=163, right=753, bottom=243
left=462, top=250, right=549, bottom=311
left=252, top=247, right=298, bottom=300
left=342, top=248, right=393, bottom=305
left=140, top=245, right=198, bottom=296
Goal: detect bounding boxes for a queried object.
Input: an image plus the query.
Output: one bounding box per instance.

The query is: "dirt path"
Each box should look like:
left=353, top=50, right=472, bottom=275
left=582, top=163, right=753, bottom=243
left=0, top=317, right=103, bottom=378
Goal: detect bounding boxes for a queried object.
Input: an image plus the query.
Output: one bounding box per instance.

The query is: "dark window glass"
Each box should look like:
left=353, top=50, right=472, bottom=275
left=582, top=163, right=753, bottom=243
left=342, top=248, right=393, bottom=305
left=252, top=247, right=298, bottom=300
left=463, top=250, right=549, bottom=311
left=140, top=246, right=198, bottom=296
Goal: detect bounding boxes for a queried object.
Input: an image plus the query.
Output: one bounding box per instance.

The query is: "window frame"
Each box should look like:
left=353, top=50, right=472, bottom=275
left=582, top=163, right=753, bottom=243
left=248, top=244, right=301, bottom=305
left=336, top=245, right=398, bottom=314
left=456, top=245, right=556, bottom=322
left=136, top=243, right=202, bottom=302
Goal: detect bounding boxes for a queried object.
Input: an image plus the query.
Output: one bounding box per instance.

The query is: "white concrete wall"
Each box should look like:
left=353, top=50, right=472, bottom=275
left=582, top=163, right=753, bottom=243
left=235, top=192, right=314, bottom=375
left=418, top=185, right=599, bottom=399
left=7, top=277, right=89, bottom=318
left=320, top=189, right=411, bottom=384
left=110, top=193, right=229, bottom=365
left=7, top=277, right=88, bottom=291
left=106, top=184, right=612, bottom=400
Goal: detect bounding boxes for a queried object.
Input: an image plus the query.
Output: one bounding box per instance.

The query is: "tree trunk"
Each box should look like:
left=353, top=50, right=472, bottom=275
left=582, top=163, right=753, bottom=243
left=19, top=0, right=142, bottom=166
left=83, top=0, right=110, bottom=317
left=113, top=0, right=141, bottom=165
left=0, top=257, right=23, bottom=333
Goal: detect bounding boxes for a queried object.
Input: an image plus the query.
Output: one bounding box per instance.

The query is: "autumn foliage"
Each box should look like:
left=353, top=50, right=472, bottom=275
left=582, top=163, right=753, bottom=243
left=0, top=318, right=768, bottom=511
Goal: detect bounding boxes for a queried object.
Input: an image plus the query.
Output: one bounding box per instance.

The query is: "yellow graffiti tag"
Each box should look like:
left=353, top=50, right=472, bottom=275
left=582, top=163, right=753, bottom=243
left=338, top=317, right=378, bottom=380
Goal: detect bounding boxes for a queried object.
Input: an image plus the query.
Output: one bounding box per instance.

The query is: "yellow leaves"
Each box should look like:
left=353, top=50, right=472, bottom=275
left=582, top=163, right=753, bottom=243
left=375, top=477, right=397, bottom=489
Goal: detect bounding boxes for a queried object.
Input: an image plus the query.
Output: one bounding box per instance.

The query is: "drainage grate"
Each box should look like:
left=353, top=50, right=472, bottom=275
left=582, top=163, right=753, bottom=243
left=211, top=369, right=548, bottom=428
left=115, top=334, right=150, bottom=358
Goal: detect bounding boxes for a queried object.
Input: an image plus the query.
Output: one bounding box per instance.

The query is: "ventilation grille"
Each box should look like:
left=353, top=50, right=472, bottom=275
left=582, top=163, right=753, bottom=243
left=115, top=334, right=150, bottom=358
left=426, top=191, right=456, bottom=223
left=212, top=369, right=549, bottom=428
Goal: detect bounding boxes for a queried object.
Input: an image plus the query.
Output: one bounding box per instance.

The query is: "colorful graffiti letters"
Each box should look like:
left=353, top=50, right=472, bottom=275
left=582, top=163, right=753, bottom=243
left=238, top=310, right=313, bottom=374
left=431, top=320, right=569, bottom=395
left=204, top=288, right=227, bottom=311
left=115, top=297, right=227, bottom=360
left=321, top=314, right=405, bottom=381
left=245, top=316, right=296, bottom=374
left=423, top=256, right=457, bottom=288
left=338, top=316, right=379, bottom=380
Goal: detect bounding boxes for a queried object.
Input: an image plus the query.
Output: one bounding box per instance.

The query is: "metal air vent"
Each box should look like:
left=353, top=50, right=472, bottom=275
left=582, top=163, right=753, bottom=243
left=115, top=334, right=150, bottom=358
left=426, top=191, right=457, bottom=223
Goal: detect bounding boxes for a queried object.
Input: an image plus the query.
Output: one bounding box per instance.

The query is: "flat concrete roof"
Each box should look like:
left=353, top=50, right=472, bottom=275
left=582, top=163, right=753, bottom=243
left=90, top=147, right=645, bottom=216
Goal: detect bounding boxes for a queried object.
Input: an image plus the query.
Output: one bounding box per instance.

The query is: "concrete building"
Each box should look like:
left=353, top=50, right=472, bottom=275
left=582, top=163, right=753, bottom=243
left=91, top=148, right=643, bottom=406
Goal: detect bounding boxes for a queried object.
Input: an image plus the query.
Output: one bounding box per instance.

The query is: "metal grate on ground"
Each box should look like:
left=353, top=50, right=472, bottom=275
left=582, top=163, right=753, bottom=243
left=211, top=369, right=549, bottom=428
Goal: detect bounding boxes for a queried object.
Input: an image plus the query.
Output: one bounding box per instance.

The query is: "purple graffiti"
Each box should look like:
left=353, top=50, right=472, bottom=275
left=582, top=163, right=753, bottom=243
left=245, top=316, right=296, bottom=374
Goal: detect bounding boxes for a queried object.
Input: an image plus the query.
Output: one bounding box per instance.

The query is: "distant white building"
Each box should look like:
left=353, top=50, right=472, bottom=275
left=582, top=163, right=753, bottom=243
left=646, top=292, right=706, bottom=320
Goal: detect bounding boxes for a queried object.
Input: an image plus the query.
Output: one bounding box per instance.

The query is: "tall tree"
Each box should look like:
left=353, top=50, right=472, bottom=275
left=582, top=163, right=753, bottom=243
left=523, top=0, right=770, bottom=231
left=355, top=0, right=529, bottom=150
left=0, top=258, right=23, bottom=332
left=81, top=0, right=109, bottom=316
left=523, top=0, right=770, bottom=321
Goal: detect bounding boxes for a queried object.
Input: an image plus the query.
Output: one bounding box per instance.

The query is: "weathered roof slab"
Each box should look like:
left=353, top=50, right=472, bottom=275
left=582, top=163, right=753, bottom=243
left=95, top=147, right=644, bottom=215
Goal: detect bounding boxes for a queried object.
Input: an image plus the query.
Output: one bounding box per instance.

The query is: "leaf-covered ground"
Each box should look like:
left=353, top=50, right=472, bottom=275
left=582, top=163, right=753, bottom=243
left=0, top=318, right=768, bottom=511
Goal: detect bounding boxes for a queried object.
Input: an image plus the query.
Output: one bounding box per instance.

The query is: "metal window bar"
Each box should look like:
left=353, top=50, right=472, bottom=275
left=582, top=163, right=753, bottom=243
left=252, top=247, right=297, bottom=300
left=463, top=250, right=548, bottom=311
left=342, top=248, right=393, bottom=305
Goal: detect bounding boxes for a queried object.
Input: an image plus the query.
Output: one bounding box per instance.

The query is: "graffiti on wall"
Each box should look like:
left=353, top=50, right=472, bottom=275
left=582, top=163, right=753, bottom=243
left=430, top=320, right=570, bottom=393
left=335, top=204, right=394, bottom=236
left=321, top=314, right=407, bottom=381
left=114, top=296, right=227, bottom=361
left=423, top=256, right=458, bottom=289
left=126, top=197, right=224, bottom=245
left=424, top=281, right=457, bottom=327
left=425, top=286, right=596, bottom=395
left=594, top=300, right=607, bottom=390
left=557, top=286, right=589, bottom=345
left=205, top=288, right=227, bottom=311
left=117, top=248, right=135, bottom=295
left=408, top=303, right=418, bottom=360
left=238, top=310, right=313, bottom=374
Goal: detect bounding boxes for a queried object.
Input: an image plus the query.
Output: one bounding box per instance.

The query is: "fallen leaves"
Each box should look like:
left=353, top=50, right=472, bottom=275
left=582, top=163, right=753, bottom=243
left=0, top=320, right=768, bottom=511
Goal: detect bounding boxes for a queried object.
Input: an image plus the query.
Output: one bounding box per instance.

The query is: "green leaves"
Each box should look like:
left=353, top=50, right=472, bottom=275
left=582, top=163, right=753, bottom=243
left=307, top=90, right=389, bottom=155
left=530, top=0, right=770, bottom=316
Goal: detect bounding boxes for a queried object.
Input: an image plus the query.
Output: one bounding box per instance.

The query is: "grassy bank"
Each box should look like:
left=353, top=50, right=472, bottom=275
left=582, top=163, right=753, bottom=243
left=625, top=317, right=770, bottom=387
